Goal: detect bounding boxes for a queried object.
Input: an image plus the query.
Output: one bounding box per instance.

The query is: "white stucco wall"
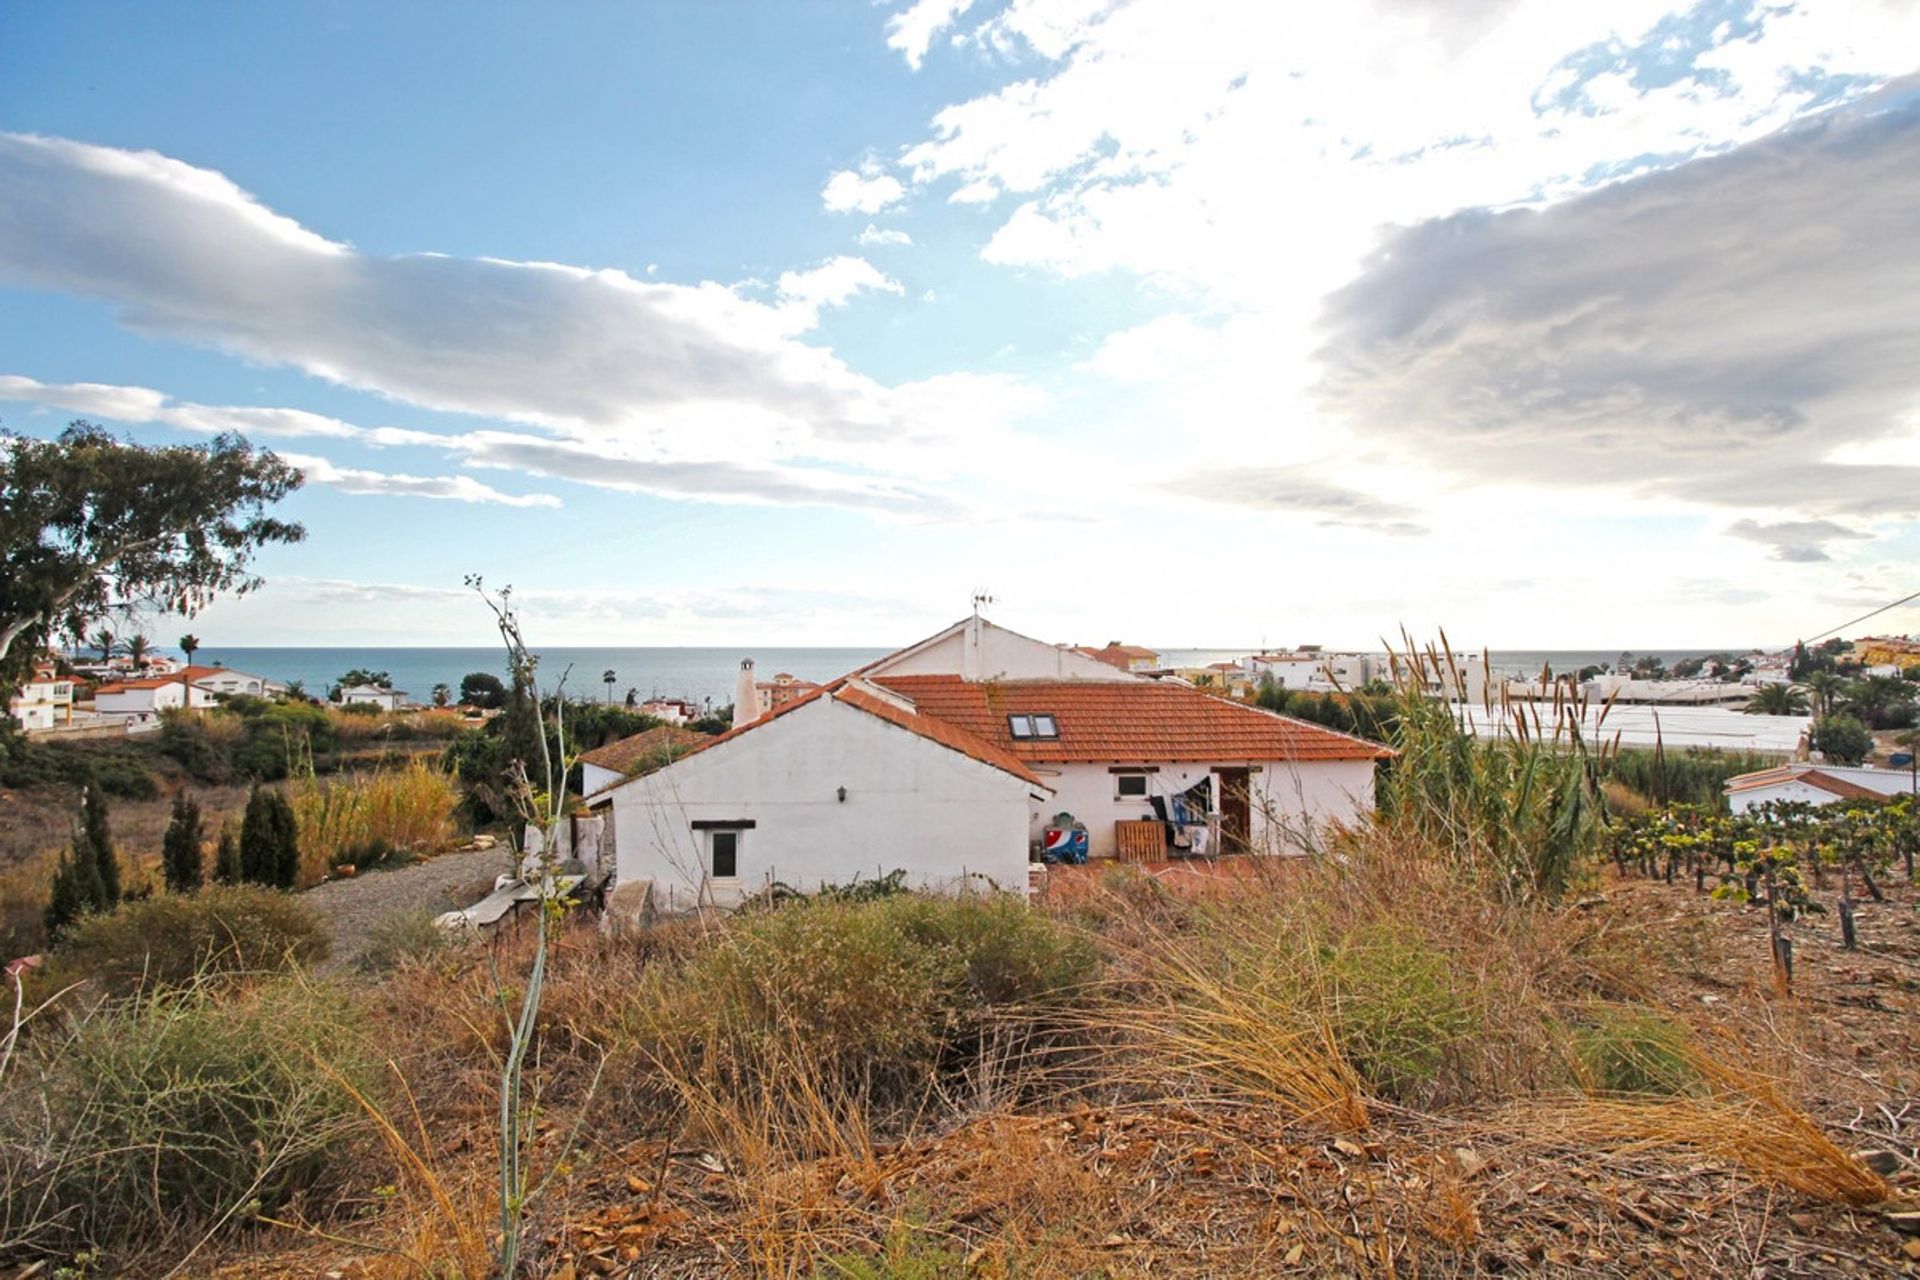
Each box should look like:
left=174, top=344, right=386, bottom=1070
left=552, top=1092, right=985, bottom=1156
left=1248, top=758, right=1377, bottom=852
left=871, top=619, right=1136, bottom=683
left=581, top=760, right=622, bottom=797
left=95, top=682, right=186, bottom=715
left=604, top=695, right=1038, bottom=911
left=1033, top=757, right=1377, bottom=857
left=9, top=699, right=54, bottom=731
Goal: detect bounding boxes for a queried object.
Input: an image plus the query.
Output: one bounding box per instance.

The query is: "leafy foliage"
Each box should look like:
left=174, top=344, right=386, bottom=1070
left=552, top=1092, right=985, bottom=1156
left=1811, top=714, right=1873, bottom=766
left=0, top=422, right=303, bottom=698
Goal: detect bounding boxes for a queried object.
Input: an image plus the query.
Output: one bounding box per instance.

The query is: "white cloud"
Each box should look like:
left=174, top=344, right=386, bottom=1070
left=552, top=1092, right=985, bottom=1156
left=1316, top=87, right=1920, bottom=523
left=0, top=133, right=897, bottom=442
left=774, top=255, right=904, bottom=328
left=857, top=223, right=914, bottom=247
left=279, top=452, right=562, bottom=508
left=0, top=135, right=1055, bottom=518
left=820, top=163, right=906, bottom=214
left=0, top=372, right=968, bottom=516
left=885, top=0, right=976, bottom=70
left=1724, top=518, right=1870, bottom=563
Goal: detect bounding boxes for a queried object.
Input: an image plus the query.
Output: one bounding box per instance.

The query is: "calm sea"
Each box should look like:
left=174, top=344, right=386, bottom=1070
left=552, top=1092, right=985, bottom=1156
left=180, top=645, right=1755, bottom=708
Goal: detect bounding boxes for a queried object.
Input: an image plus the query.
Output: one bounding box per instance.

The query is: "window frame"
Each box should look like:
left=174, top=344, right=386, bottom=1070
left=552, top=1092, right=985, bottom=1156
left=1007, top=713, right=1059, bottom=741
left=1113, top=771, right=1150, bottom=800
left=706, top=828, right=742, bottom=880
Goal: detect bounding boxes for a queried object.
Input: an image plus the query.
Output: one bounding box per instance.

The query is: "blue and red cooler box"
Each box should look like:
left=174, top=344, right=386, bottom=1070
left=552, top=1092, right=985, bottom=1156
left=1042, top=824, right=1089, bottom=864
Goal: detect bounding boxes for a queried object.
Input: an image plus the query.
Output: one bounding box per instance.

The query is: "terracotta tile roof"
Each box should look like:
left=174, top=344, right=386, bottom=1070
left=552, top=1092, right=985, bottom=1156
left=1726, top=765, right=1883, bottom=801
left=578, top=724, right=712, bottom=780
left=94, top=675, right=187, bottom=692
left=872, top=675, right=1392, bottom=764
left=833, top=682, right=1048, bottom=788
left=594, top=676, right=1049, bottom=794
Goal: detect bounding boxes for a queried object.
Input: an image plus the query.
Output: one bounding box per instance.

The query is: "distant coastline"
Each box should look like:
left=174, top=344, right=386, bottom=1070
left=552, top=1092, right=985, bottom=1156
left=152, top=645, right=1760, bottom=710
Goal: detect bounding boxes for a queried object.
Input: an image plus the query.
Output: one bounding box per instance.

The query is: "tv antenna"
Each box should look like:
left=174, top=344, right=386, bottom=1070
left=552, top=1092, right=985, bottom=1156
left=971, top=589, right=996, bottom=618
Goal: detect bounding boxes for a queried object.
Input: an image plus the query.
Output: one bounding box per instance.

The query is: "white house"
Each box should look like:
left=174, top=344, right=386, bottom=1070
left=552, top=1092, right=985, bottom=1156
left=92, top=674, right=216, bottom=718
left=589, top=675, right=1048, bottom=911
left=7, top=664, right=74, bottom=731
left=1726, top=763, right=1915, bottom=813
left=187, top=665, right=285, bottom=698
left=340, top=684, right=407, bottom=711
left=591, top=616, right=1391, bottom=911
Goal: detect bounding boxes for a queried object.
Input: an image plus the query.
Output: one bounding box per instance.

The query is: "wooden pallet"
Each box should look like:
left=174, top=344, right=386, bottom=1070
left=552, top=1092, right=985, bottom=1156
left=1115, top=819, right=1165, bottom=864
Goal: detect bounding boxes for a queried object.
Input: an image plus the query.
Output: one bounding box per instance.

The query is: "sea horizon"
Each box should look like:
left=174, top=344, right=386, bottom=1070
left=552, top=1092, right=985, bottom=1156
left=108, top=643, right=1772, bottom=710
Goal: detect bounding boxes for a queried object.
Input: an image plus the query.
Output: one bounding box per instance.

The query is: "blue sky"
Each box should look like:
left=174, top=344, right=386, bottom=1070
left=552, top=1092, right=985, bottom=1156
left=3, top=1, right=1918, bottom=650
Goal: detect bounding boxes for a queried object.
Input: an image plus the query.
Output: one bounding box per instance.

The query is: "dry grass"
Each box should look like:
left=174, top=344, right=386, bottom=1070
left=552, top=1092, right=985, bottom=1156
left=288, top=760, right=461, bottom=883
left=1551, top=1050, right=1896, bottom=1206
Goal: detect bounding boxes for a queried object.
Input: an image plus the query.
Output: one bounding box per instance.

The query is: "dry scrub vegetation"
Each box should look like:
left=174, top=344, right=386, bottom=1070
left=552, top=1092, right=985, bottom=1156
left=3, top=660, right=1917, bottom=1276
left=3, top=826, right=1914, bottom=1278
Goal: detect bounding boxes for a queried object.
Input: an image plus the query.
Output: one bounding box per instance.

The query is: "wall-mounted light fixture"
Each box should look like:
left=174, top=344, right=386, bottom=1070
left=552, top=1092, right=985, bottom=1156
left=836, top=786, right=848, bottom=803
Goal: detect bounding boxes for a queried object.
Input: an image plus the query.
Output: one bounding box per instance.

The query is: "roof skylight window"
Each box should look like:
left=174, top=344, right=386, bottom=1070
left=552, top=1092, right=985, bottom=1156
left=1008, top=713, right=1059, bottom=740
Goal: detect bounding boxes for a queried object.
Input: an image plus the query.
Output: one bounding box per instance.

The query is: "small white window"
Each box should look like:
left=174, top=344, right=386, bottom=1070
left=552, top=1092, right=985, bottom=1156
left=1008, top=714, right=1034, bottom=738
left=709, top=829, right=740, bottom=879
left=1114, top=772, right=1149, bottom=799
left=1031, top=714, right=1058, bottom=738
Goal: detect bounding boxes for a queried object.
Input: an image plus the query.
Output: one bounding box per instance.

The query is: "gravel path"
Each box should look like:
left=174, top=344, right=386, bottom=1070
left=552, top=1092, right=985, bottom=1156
left=304, top=845, right=516, bottom=969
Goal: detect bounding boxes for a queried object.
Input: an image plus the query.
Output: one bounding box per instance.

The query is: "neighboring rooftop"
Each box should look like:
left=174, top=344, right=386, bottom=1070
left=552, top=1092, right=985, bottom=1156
left=578, top=724, right=711, bottom=780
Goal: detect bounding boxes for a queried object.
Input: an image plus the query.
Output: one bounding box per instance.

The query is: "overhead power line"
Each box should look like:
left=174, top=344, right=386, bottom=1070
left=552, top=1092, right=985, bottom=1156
left=1802, top=587, right=1920, bottom=646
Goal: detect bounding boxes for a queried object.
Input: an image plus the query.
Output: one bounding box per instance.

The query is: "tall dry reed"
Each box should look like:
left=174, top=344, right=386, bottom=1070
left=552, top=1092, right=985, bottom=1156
left=288, top=759, right=460, bottom=883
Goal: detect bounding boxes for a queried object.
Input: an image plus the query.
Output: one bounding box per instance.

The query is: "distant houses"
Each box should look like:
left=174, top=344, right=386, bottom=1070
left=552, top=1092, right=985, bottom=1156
left=1074, top=641, right=1162, bottom=674
left=92, top=664, right=286, bottom=725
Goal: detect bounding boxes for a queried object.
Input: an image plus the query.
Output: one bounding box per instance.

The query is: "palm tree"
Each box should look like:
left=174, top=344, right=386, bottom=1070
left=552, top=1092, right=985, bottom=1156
left=1745, top=683, right=1809, bottom=716
left=178, top=633, right=200, bottom=665
left=1806, top=670, right=1844, bottom=719
left=125, top=633, right=152, bottom=671
left=284, top=679, right=307, bottom=701
left=602, top=669, right=617, bottom=705
left=430, top=682, right=452, bottom=708
left=92, top=627, right=115, bottom=663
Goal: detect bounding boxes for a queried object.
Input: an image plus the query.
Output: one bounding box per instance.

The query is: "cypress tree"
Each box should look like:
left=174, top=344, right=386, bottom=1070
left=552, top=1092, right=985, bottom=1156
left=43, top=844, right=91, bottom=942
left=214, top=824, right=242, bottom=884
left=162, top=791, right=204, bottom=893
left=79, top=775, right=120, bottom=907
left=269, top=790, right=301, bottom=888
left=240, top=786, right=301, bottom=888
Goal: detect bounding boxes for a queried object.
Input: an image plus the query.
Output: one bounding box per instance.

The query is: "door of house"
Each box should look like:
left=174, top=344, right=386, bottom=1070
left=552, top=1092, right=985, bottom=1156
left=1218, top=768, right=1251, bottom=852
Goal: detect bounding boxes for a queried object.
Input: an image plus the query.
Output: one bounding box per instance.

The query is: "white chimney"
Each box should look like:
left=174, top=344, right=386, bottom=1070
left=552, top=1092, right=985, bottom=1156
left=733, top=658, right=758, bottom=729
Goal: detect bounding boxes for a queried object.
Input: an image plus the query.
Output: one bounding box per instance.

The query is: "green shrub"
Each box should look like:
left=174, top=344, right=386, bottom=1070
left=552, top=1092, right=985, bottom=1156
left=611, top=892, right=1095, bottom=1116
left=49, top=885, right=328, bottom=997
left=158, top=712, right=233, bottom=783
left=352, top=907, right=451, bottom=975
left=1317, top=924, right=1479, bottom=1101
left=337, top=699, right=383, bottom=717
left=0, top=980, right=374, bottom=1259
left=813, top=1217, right=969, bottom=1279
left=1573, top=1008, right=1698, bottom=1096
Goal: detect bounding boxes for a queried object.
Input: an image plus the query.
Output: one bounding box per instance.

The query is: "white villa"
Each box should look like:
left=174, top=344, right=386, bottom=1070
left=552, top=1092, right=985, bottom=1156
left=339, top=683, right=407, bottom=711
left=7, top=663, right=75, bottom=731
left=586, top=616, right=1391, bottom=912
